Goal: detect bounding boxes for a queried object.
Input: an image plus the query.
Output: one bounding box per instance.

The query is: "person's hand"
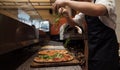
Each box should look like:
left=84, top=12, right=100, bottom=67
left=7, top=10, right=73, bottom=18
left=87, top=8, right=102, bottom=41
left=52, top=0, right=70, bottom=13
left=58, top=7, right=69, bottom=18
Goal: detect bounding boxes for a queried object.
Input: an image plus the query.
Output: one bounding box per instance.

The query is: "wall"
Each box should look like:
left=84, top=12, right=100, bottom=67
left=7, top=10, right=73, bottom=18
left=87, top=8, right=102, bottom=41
left=38, top=9, right=54, bottom=23
left=116, top=0, right=120, bottom=43
left=0, top=13, right=39, bottom=54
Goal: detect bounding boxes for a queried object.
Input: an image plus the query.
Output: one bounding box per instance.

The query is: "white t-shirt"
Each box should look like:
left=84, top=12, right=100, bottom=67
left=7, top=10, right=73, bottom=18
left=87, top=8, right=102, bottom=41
left=73, top=0, right=116, bottom=30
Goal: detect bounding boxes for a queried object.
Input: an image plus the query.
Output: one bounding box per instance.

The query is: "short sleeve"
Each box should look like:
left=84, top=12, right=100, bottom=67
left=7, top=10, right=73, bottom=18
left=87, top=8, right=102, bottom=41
left=95, top=0, right=116, bottom=16
left=73, top=13, right=85, bottom=25
left=95, top=0, right=116, bottom=30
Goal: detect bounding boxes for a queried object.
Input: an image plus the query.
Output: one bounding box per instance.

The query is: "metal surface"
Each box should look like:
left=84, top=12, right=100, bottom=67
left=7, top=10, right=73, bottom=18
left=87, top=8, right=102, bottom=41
left=0, top=0, right=55, bottom=21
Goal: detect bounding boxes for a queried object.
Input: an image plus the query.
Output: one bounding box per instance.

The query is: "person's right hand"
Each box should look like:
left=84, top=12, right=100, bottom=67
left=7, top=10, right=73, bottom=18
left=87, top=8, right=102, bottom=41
left=52, top=0, right=70, bottom=14
left=58, top=7, right=70, bottom=18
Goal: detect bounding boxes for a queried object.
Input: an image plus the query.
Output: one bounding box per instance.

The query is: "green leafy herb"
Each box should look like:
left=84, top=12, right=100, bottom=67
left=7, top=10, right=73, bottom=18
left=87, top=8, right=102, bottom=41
left=64, top=38, right=71, bottom=48
left=39, top=55, right=52, bottom=59
left=53, top=53, right=63, bottom=58
left=53, top=14, right=63, bottom=24
left=38, top=53, right=63, bottom=59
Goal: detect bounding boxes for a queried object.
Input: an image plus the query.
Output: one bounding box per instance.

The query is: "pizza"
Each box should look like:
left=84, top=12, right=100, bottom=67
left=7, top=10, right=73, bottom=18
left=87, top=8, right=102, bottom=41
left=34, top=50, right=74, bottom=63
left=38, top=50, right=68, bottom=56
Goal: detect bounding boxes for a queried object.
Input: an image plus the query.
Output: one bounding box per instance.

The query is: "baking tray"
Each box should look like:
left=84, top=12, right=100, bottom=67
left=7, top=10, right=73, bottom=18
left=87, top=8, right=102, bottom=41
left=30, top=58, right=81, bottom=68
left=30, top=50, right=83, bottom=68
left=30, top=48, right=86, bottom=68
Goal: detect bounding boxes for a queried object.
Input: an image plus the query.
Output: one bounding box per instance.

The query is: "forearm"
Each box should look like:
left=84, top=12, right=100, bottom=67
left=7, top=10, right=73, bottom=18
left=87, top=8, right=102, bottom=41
left=65, top=1, right=107, bottom=16
left=65, top=16, right=79, bottom=27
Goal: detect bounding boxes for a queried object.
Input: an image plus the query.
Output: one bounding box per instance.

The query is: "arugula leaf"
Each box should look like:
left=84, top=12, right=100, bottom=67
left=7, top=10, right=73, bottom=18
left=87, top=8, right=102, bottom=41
left=53, top=53, right=63, bottom=58
left=53, top=13, right=63, bottom=23
left=38, top=53, right=63, bottom=59
left=39, top=55, right=52, bottom=59
left=64, top=38, right=70, bottom=48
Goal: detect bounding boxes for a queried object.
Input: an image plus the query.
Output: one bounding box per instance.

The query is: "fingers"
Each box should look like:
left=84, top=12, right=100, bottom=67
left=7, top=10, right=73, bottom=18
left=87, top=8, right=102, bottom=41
left=53, top=3, right=64, bottom=14
left=52, top=0, right=65, bottom=14
left=61, top=8, right=69, bottom=17
left=52, top=3, right=58, bottom=14
left=58, top=7, right=64, bottom=14
left=52, top=0, right=69, bottom=17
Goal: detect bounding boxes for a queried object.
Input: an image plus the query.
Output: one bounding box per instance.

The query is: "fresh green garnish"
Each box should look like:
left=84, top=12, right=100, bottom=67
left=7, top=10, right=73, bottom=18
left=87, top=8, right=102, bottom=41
left=54, top=18, right=60, bottom=23
left=53, top=14, right=63, bottom=23
left=53, top=53, right=63, bottom=58
left=39, top=55, right=52, bottom=59
left=38, top=53, right=63, bottom=59
left=64, top=38, right=70, bottom=48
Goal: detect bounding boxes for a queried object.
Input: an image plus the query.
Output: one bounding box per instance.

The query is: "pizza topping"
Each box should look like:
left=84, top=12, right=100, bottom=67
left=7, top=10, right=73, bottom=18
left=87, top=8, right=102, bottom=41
left=38, top=53, right=63, bottom=60
left=38, top=50, right=68, bottom=55
left=38, top=55, right=52, bottom=59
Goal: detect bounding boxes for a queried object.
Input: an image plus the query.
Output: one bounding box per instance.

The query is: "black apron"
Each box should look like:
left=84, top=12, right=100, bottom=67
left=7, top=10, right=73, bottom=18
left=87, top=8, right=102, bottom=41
left=85, top=10, right=119, bottom=70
